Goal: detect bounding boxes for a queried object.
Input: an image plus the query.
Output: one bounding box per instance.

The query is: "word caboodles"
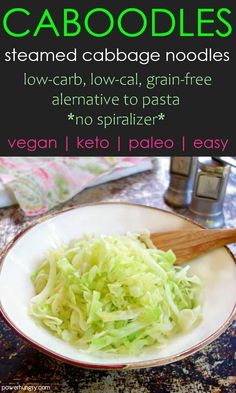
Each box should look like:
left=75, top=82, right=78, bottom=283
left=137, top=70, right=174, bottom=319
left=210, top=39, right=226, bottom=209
left=2, top=7, right=233, bottom=38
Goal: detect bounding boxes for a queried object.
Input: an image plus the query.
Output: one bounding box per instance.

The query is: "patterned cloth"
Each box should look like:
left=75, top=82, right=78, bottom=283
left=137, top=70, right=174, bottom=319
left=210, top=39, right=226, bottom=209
left=0, top=157, right=152, bottom=216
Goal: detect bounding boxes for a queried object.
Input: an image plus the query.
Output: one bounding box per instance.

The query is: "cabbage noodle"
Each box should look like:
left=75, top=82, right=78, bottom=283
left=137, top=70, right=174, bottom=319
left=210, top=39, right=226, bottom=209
left=30, top=233, right=202, bottom=354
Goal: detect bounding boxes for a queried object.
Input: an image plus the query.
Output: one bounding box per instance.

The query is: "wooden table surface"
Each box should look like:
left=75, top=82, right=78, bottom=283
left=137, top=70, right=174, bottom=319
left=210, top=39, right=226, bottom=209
left=0, top=157, right=235, bottom=393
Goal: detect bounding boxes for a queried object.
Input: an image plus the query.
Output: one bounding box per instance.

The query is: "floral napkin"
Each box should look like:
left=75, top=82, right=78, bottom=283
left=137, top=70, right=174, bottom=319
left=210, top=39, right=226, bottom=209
left=0, top=157, right=152, bottom=216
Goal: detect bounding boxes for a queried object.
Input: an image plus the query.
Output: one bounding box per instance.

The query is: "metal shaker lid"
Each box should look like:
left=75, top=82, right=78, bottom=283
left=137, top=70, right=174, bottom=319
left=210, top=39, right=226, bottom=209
left=199, top=157, right=230, bottom=175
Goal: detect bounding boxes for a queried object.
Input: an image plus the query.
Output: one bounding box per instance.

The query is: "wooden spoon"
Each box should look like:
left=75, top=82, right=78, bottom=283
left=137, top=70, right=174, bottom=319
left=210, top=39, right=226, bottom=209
left=148, top=228, right=236, bottom=265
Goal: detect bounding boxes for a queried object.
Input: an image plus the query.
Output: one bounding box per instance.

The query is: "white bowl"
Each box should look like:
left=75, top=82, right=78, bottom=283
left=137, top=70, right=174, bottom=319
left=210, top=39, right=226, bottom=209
left=0, top=203, right=236, bottom=369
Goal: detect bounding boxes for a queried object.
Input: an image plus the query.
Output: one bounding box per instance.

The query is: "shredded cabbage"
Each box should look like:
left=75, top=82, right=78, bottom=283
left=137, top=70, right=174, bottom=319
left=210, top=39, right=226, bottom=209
left=30, top=233, right=202, bottom=354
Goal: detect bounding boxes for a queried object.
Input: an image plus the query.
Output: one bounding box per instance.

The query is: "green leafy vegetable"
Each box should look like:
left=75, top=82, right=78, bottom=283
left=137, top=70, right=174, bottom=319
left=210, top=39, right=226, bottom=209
left=30, top=233, right=202, bottom=354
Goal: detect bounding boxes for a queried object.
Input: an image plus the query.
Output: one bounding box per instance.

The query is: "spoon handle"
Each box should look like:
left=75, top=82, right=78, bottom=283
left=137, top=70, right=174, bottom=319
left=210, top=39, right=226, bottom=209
left=150, top=228, right=236, bottom=264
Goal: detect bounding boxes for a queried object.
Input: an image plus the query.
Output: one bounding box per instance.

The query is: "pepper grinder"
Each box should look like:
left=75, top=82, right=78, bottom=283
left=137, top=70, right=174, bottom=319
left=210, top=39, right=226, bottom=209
left=187, top=157, right=231, bottom=228
left=164, top=157, right=199, bottom=208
